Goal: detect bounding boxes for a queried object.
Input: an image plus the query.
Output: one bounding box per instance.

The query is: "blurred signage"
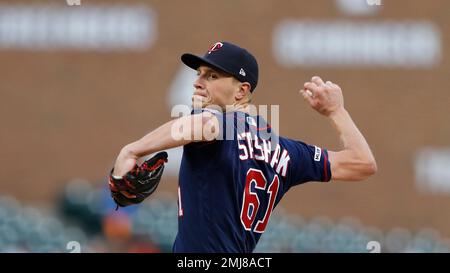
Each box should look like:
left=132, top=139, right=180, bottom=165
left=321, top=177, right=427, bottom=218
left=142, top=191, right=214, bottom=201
left=415, top=148, right=450, bottom=195
left=273, top=20, right=441, bottom=68
left=336, top=0, right=382, bottom=16
left=0, top=4, right=157, bottom=51
left=66, top=0, right=81, bottom=6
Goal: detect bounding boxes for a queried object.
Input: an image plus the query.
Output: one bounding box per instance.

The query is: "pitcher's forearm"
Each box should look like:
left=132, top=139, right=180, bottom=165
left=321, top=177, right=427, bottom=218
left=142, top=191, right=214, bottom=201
left=113, top=112, right=218, bottom=177
left=301, top=76, right=376, bottom=180
left=113, top=118, right=190, bottom=177
left=124, top=119, right=191, bottom=158
left=121, top=112, right=218, bottom=158
left=329, top=108, right=375, bottom=162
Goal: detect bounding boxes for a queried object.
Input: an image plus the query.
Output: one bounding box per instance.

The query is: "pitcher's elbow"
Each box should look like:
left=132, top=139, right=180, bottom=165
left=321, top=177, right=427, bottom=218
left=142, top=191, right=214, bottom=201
left=364, top=159, right=378, bottom=177
left=355, top=159, right=377, bottom=181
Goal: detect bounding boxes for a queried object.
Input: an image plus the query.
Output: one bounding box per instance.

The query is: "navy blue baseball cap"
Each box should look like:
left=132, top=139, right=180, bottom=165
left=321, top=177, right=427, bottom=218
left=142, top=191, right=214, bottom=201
left=181, top=41, right=259, bottom=92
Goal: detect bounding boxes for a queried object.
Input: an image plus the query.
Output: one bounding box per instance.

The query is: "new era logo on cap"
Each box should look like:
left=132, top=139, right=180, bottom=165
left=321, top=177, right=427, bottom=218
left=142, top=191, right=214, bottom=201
left=239, top=68, right=246, bottom=76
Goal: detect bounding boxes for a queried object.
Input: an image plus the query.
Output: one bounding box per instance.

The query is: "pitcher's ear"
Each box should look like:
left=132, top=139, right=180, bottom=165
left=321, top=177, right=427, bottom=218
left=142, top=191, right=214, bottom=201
left=235, top=82, right=251, bottom=100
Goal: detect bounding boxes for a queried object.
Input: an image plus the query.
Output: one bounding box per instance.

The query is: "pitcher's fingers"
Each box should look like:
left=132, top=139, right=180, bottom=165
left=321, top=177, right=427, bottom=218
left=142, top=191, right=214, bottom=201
left=332, top=82, right=341, bottom=89
left=327, top=81, right=341, bottom=90
left=311, top=76, right=325, bottom=86
left=299, top=89, right=315, bottom=105
left=304, top=82, right=320, bottom=93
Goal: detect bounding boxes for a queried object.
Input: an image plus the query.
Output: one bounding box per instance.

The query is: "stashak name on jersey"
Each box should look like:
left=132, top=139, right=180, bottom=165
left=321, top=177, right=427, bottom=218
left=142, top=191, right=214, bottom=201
left=237, top=132, right=290, bottom=178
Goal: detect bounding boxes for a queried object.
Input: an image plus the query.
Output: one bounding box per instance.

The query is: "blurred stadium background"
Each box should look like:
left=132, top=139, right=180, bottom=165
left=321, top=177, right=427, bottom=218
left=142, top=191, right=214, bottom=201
left=1, top=0, right=449, bottom=252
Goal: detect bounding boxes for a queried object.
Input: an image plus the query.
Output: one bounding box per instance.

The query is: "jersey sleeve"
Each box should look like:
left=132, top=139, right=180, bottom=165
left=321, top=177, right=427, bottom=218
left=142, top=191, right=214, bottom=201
left=280, top=137, right=332, bottom=189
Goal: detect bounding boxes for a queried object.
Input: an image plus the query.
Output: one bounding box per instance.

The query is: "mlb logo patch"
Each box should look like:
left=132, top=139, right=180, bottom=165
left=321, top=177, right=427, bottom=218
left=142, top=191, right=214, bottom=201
left=314, top=146, right=321, bottom=162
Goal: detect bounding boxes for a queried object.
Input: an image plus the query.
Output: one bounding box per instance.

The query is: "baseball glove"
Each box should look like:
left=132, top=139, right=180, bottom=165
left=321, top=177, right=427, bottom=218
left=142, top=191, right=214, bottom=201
left=109, top=151, right=168, bottom=209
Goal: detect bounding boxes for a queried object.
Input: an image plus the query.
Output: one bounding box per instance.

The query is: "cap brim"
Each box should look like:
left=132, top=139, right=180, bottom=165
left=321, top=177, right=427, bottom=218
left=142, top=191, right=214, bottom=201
left=181, top=53, right=233, bottom=76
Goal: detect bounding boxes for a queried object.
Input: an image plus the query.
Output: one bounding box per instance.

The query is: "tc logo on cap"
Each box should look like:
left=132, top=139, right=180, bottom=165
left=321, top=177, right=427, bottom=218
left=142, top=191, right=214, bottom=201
left=208, top=42, right=223, bottom=54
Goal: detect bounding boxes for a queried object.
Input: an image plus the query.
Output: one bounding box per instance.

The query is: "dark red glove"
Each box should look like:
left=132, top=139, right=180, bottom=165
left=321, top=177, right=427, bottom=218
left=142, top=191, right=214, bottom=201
left=109, top=151, right=168, bottom=209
